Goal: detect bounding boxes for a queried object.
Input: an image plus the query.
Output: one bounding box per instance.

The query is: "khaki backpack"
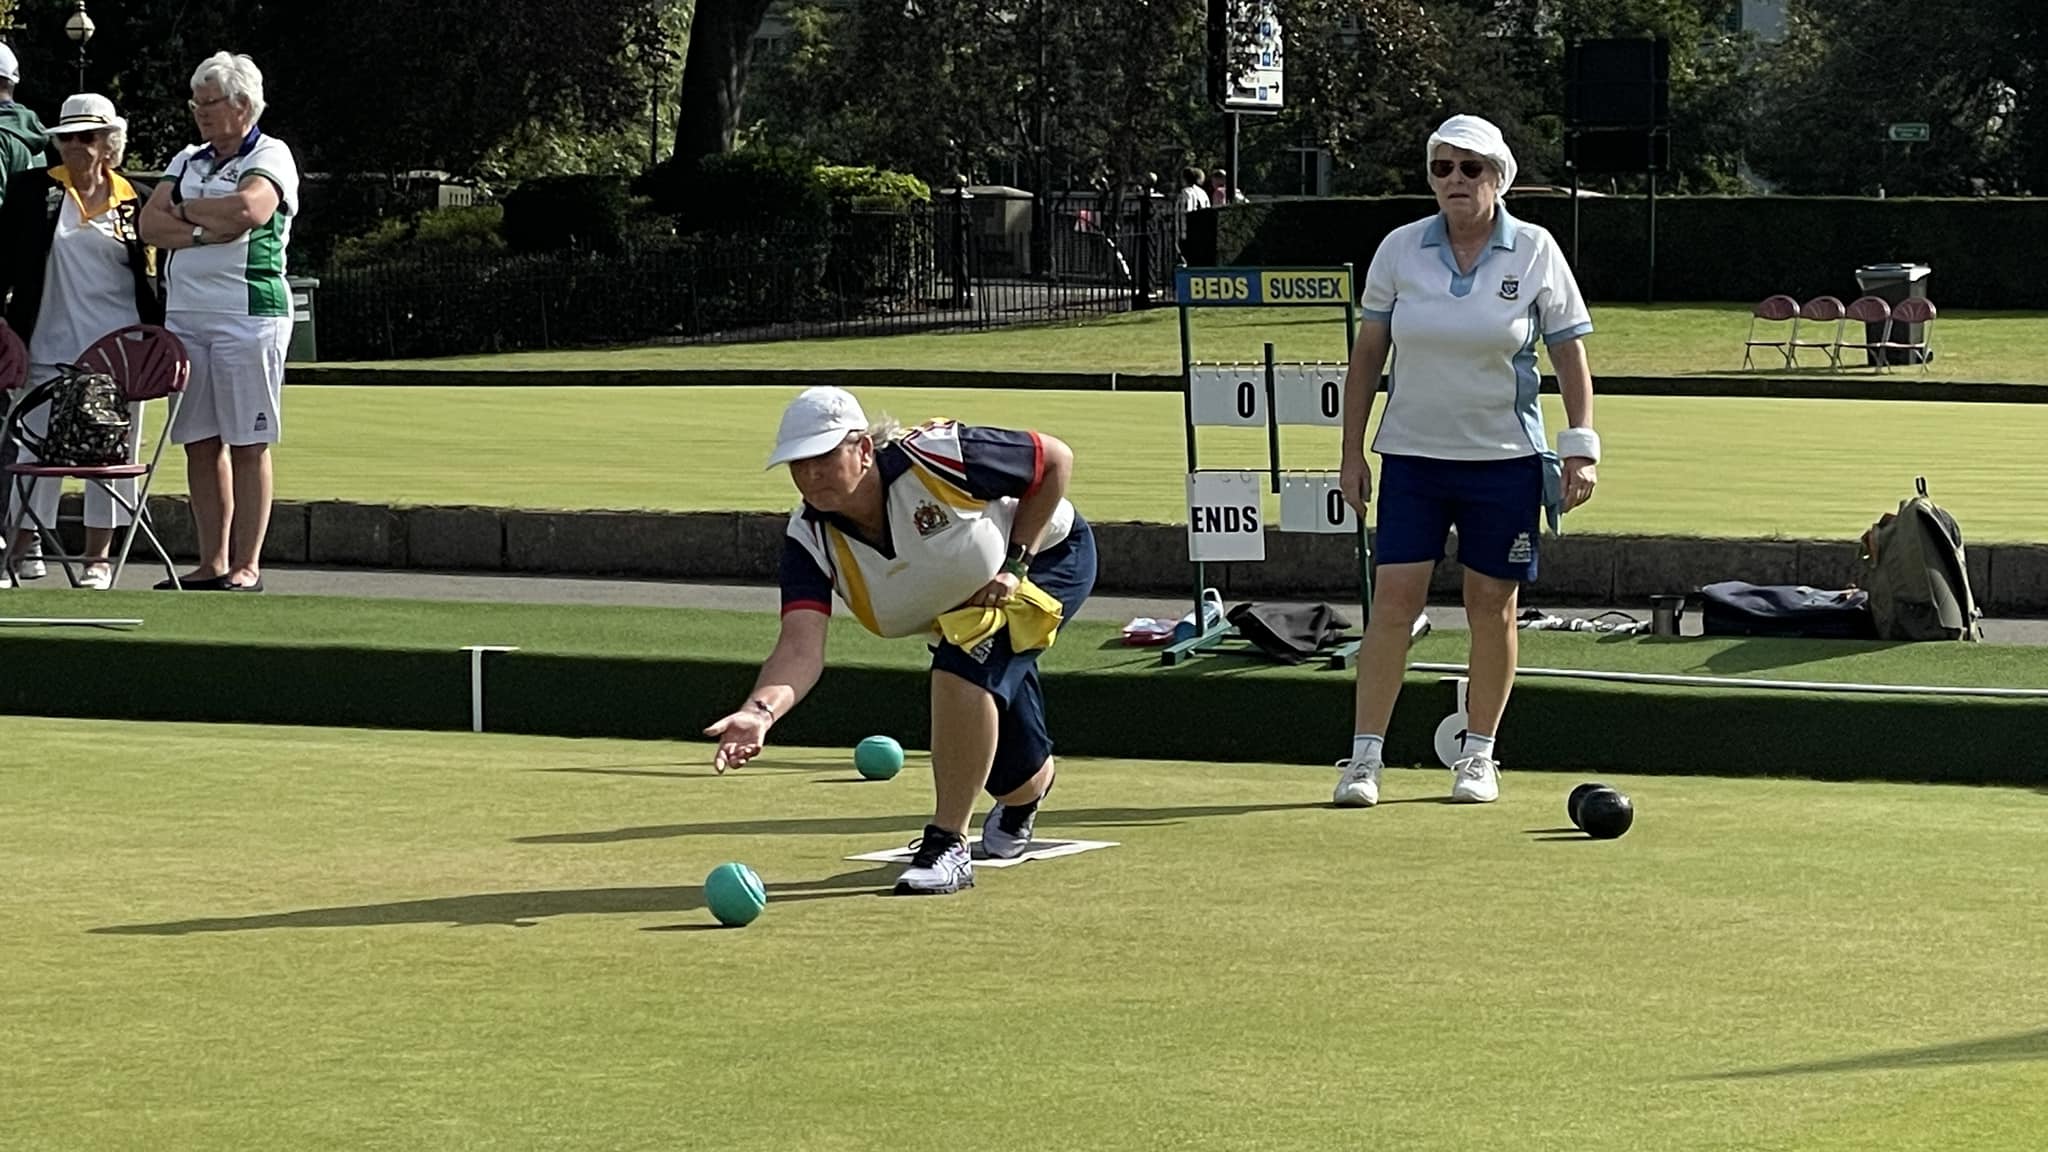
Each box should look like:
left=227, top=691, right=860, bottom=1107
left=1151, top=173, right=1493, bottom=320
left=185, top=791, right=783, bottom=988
left=1859, top=478, right=1983, bottom=642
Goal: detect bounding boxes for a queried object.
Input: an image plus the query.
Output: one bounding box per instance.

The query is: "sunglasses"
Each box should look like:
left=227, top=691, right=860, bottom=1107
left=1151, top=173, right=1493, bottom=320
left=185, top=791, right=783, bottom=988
left=1430, top=159, right=1490, bottom=180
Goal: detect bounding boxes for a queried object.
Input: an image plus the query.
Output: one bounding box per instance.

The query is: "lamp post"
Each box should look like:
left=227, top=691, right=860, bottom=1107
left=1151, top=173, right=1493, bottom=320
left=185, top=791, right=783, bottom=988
left=64, top=1, right=94, bottom=92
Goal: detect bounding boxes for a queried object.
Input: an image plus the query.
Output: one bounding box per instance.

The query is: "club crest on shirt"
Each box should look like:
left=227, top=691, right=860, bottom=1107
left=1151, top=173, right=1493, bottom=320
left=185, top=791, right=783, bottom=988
left=911, top=500, right=951, bottom=537
left=1498, top=274, right=1520, bottom=301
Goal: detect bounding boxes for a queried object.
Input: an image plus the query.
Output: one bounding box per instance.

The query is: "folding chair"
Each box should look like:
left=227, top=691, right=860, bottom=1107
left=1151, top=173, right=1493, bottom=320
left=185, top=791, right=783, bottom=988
left=1741, top=294, right=1799, bottom=368
left=1788, top=295, right=1846, bottom=368
left=0, top=320, right=30, bottom=572
left=1877, top=297, right=1937, bottom=372
left=1835, top=295, right=1893, bottom=370
left=3, top=324, right=191, bottom=589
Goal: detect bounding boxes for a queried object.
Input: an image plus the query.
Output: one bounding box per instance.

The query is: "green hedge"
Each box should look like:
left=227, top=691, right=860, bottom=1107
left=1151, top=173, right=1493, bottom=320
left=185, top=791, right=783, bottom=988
left=4, top=636, right=2045, bottom=787
left=1200, top=195, right=2048, bottom=309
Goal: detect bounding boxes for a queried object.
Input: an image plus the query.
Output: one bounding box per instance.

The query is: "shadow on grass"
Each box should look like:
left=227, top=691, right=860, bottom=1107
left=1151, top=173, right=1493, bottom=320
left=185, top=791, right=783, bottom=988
left=1592, top=634, right=1907, bottom=678
left=89, top=866, right=904, bottom=936
left=514, top=801, right=1329, bottom=845
left=1698, top=1028, right=2048, bottom=1079
left=538, top=758, right=851, bottom=781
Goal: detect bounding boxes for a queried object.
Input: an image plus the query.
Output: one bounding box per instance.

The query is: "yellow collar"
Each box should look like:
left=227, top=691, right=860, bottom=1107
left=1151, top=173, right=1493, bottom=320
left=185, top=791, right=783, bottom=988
left=48, top=165, right=137, bottom=220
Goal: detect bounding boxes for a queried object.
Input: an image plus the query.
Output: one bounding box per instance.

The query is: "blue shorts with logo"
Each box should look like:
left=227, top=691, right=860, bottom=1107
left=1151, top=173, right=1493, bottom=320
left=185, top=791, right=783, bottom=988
left=1376, top=454, right=1544, bottom=583
left=929, top=513, right=1097, bottom=797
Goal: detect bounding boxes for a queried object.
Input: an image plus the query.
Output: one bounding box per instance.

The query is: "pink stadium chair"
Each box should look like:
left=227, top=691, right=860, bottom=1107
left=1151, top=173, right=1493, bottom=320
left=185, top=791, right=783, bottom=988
left=1835, top=295, right=1894, bottom=370
left=1742, top=294, right=1799, bottom=369
left=1877, top=297, right=1937, bottom=373
left=1789, top=295, right=1846, bottom=368
left=3, top=324, right=191, bottom=588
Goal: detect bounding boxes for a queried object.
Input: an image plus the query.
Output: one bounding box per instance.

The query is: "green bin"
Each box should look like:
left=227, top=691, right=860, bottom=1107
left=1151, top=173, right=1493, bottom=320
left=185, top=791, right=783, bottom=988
left=286, top=276, right=320, bottom=362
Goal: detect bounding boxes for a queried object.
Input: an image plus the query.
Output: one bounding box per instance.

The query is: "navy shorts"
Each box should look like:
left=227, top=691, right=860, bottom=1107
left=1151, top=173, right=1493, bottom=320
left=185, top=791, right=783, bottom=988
left=929, top=513, right=1097, bottom=797
left=1376, top=454, right=1543, bottom=583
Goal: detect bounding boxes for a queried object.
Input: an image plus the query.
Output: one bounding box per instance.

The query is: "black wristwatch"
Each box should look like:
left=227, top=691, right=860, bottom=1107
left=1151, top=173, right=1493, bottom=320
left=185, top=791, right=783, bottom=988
left=1001, top=542, right=1033, bottom=578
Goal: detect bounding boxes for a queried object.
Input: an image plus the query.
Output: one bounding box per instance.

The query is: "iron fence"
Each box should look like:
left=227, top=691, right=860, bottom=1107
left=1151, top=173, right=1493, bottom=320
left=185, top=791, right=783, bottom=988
left=312, top=192, right=1189, bottom=361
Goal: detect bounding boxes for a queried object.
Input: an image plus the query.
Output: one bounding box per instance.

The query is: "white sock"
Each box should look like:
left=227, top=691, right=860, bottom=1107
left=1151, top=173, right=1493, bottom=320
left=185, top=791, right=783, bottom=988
left=1350, top=733, right=1385, bottom=765
left=1462, top=732, right=1497, bottom=761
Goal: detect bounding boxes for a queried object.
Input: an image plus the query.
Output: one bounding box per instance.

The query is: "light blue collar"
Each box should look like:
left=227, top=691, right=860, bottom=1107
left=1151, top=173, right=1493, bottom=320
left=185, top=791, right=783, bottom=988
left=1421, top=206, right=1518, bottom=252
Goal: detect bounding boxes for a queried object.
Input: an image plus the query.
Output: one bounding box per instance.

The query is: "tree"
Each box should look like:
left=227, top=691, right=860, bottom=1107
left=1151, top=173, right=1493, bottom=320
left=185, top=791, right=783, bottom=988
left=1747, top=0, right=2039, bottom=196
left=673, top=0, right=777, bottom=168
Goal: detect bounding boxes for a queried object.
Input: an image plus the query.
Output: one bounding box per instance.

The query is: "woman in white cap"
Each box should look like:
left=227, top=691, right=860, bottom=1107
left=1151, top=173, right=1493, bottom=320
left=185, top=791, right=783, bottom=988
left=705, top=386, right=1094, bottom=897
left=0, top=93, right=164, bottom=589
left=137, top=52, right=299, bottom=593
left=1331, top=113, right=1601, bottom=808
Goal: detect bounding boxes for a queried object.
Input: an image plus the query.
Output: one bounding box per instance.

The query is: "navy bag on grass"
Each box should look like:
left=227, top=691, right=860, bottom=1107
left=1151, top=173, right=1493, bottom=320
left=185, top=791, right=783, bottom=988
left=1696, top=581, right=1878, bottom=640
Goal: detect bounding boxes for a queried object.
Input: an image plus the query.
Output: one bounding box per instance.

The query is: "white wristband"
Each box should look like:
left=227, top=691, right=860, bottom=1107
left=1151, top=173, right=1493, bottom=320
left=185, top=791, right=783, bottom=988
left=1557, top=427, right=1600, bottom=463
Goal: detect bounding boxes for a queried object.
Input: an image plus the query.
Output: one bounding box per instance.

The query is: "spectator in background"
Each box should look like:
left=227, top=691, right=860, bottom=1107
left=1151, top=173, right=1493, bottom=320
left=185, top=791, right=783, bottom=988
left=1207, top=167, right=1247, bottom=207
left=139, top=52, right=300, bottom=593
left=0, top=94, right=165, bottom=590
left=0, top=42, right=58, bottom=581
left=1179, top=166, right=1209, bottom=216
left=0, top=44, right=54, bottom=209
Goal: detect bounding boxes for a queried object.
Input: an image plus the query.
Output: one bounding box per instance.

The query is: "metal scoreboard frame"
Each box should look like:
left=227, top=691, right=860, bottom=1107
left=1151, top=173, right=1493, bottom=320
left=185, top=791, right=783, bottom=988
left=1168, top=264, right=1372, bottom=668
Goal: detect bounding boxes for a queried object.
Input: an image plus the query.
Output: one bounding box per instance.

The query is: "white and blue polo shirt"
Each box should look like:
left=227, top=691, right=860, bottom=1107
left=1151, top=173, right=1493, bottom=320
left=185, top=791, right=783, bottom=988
left=780, top=421, right=1076, bottom=638
left=1361, top=207, right=1592, bottom=462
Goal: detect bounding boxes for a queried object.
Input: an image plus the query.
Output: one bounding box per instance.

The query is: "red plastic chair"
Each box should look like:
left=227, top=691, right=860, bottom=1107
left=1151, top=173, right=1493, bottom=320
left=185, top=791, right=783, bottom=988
left=1835, top=295, right=1893, bottom=370
left=1789, top=295, right=1846, bottom=368
left=0, top=320, right=29, bottom=576
left=3, top=324, right=191, bottom=588
left=1742, top=295, right=1799, bottom=369
left=0, top=319, right=25, bottom=394
left=1878, top=297, right=1937, bottom=373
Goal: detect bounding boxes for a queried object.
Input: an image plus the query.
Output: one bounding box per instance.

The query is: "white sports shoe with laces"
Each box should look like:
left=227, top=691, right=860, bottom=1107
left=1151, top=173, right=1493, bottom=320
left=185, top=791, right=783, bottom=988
left=1450, top=755, right=1500, bottom=803
left=1332, top=757, right=1382, bottom=807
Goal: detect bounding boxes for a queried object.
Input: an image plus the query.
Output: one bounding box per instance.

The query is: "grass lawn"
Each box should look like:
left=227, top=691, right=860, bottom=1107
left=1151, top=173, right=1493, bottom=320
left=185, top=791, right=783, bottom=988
left=131, top=385, right=2048, bottom=539
left=8, top=716, right=2047, bottom=1151
left=9, top=588, right=2048, bottom=688
left=327, top=302, right=2048, bottom=384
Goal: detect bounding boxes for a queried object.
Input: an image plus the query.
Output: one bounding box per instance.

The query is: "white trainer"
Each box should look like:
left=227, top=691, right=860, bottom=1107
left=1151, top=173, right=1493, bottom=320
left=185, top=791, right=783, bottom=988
left=1332, top=757, right=1382, bottom=808
left=1450, top=755, right=1500, bottom=803
left=79, top=566, right=113, bottom=591
left=17, top=556, right=45, bottom=580
left=893, top=828, right=975, bottom=895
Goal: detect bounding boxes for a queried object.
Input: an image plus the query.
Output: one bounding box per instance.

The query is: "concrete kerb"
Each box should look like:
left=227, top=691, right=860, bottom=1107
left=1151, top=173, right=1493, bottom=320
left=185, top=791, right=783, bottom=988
left=74, top=494, right=2048, bottom=616
left=285, top=365, right=2048, bottom=403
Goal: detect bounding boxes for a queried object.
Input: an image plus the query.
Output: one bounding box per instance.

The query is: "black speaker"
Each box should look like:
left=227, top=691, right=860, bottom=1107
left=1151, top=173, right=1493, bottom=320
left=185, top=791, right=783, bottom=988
left=1566, top=128, right=1670, bottom=175
left=1565, top=38, right=1669, bottom=129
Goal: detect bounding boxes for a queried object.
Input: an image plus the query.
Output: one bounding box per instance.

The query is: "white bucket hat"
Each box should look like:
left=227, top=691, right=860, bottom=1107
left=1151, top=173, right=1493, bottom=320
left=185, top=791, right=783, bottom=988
left=48, top=93, right=124, bottom=137
left=1427, top=114, right=1517, bottom=192
left=766, top=386, right=869, bottom=468
left=0, top=43, right=18, bottom=85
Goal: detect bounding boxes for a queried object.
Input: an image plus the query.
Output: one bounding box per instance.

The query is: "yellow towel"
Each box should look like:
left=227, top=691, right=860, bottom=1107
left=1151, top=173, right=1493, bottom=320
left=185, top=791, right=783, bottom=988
left=934, top=578, right=1065, bottom=653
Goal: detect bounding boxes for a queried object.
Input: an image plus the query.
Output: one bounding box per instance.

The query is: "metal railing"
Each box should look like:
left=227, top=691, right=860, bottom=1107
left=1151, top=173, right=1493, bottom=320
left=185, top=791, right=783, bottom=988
left=313, top=192, right=1188, bottom=361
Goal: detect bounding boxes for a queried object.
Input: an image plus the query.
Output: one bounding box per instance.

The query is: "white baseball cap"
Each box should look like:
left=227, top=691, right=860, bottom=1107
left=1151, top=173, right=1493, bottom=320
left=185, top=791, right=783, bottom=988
left=765, top=386, right=869, bottom=468
left=0, top=44, right=20, bottom=85
left=48, top=93, right=123, bottom=136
